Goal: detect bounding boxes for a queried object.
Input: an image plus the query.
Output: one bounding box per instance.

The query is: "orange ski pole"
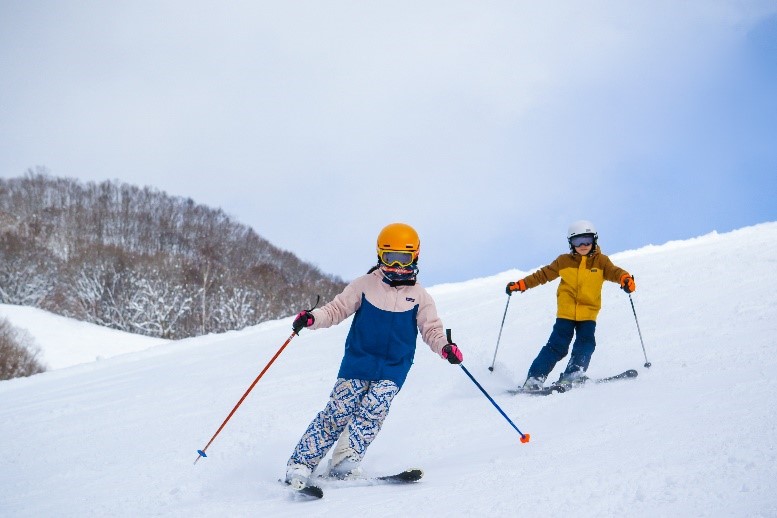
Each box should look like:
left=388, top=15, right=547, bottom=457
left=194, top=330, right=298, bottom=464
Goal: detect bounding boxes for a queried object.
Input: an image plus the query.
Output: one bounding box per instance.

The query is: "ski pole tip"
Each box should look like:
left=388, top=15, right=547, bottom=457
left=520, top=434, right=530, bottom=444
left=644, top=362, right=652, bottom=368
left=197, top=449, right=207, bottom=458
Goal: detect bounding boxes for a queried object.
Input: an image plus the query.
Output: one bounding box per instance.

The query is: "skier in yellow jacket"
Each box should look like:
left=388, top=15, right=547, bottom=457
left=505, top=220, right=636, bottom=391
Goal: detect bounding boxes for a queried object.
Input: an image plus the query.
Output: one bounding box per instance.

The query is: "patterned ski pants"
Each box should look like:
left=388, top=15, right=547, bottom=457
left=287, top=378, right=400, bottom=473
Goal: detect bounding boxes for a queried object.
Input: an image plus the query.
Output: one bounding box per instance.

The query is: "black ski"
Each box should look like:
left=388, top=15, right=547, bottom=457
left=375, top=468, right=424, bottom=483
left=282, top=480, right=324, bottom=499
left=507, top=385, right=563, bottom=397
left=508, top=369, right=638, bottom=396
left=295, top=484, right=324, bottom=499
left=318, top=468, right=424, bottom=487
left=594, top=369, right=638, bottom=383
left=281, top=467, right=425, bottom=500
left=552, top=369, right=639, bottom=392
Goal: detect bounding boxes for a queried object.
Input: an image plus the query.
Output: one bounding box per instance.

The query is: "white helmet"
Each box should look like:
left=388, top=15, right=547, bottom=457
left=567, top=220, right=597, bottom=239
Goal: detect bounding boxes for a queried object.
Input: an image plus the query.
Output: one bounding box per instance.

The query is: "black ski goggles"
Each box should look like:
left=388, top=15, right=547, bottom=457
left=378, top=250, right=415, bottom=267
left=570, top=234, right=594, bottom=247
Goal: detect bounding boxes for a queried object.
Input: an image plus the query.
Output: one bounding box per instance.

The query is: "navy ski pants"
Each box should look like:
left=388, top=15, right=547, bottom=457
left=527, top=318, right=596, bottom=379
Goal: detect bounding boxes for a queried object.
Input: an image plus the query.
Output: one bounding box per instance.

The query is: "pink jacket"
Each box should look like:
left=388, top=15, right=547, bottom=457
left=309, top=269, right=448, bottom=386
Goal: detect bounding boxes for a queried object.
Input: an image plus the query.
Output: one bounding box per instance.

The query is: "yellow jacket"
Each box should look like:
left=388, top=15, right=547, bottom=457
left=522, top=247, right=628, bottom=321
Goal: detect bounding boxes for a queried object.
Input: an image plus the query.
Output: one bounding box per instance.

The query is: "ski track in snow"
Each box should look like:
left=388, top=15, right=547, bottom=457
left=1, top=222, right=777, bottom=517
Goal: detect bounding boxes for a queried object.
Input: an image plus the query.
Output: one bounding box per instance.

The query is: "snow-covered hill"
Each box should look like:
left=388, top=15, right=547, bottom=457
left=0, top=304, right=168, bottom=370
left=1, top=222, right=776, bottom=517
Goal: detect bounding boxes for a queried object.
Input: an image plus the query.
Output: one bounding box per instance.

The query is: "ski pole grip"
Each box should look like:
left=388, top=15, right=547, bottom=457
left=446, top=328, right=452, bottom=343
left=307, top=294, right=321, bottom=312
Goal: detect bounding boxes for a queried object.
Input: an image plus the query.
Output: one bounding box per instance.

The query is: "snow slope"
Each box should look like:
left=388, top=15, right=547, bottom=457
left=1, top=222, right=776, bottom=517
left=0, top=304, right=168, bottom=370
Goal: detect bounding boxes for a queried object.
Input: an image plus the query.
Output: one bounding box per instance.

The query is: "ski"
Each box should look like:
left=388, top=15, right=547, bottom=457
left=507, top=385, right=563, bottom=397
left=319, top=468, right=424, bottom=487
left=295, top=484, right=324, bottom=499
left=594, top=369, right=638, bottom=383
left=551, top=369, right=639, bottom=393
left=508, top=369, right=638, bottom=396
left=375, top=468, right=424, bottom=483
left=281, top=467, right=423, bottom=498
left=282, top=479, right=324, bottom=499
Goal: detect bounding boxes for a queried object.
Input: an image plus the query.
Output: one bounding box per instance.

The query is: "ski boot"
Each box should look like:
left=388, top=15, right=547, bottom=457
left=285, top=464, right=312, bottom=490
left=521, top=375, right=547, bottom=392
left=327, top=457, right=361, bottom=480
left=553, top=370, right=589, bottom=390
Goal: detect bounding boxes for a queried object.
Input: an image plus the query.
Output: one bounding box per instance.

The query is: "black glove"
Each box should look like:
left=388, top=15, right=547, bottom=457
left=292, top=310, right=315, bottom=334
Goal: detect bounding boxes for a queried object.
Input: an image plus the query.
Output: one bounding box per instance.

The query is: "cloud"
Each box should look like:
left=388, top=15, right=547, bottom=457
left=1, top=1, right=776, bottom=285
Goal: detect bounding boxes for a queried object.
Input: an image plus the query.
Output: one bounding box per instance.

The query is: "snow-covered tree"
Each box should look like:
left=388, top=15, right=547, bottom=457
left=71, top=262, right=132, bottom=332
left=126, top=274, right=193, bottom=339
left=0, top=233, right=56, bottom=306
left=210, top=286, right=257, bottom=333
left=0, top=317, right=45, bottom=380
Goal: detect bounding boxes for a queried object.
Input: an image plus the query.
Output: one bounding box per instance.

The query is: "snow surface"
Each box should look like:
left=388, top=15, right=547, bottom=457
left=0, top=304, right=169, bottom=370
left=2, top=222, right=777, bottom=517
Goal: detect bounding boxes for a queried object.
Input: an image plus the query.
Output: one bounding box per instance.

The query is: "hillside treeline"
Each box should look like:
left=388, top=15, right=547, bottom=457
left=0, top=170, right=345, bottom=339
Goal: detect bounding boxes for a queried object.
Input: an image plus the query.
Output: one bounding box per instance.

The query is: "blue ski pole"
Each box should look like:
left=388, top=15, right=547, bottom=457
left=447, top=329, right=530, bottom=444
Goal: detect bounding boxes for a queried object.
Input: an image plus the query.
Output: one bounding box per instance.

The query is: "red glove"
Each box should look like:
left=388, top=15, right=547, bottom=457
left=505, top=279, right=527, bottom=295
left=441, top=343, right=463, bottom=364
left=620, top=274, right=636, bottom=294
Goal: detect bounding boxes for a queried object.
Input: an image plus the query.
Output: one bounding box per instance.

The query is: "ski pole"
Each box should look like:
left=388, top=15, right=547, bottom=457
left=447, top=329, right=530, bottom=444
left=627, top=293, right=651, bottom=368
left=488, top=295, right=511, bottom=372
left=194, top=330, right=298, bottom=464
left=195, top=296, right=320, bottom=464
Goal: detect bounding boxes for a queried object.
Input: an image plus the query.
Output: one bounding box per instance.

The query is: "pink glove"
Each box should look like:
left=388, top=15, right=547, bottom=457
left=441, top=343, right=463, bottom=364
left=292, top=310, right=315, bottom=333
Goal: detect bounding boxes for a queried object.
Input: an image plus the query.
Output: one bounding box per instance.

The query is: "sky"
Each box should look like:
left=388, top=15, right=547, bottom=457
left=1, top=1, right=776, bottom=286
left=1, top=222, right=776, bottom=516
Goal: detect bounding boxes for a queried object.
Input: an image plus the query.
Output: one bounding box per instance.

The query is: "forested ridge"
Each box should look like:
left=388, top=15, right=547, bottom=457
left=0, top=170, right=345, bottom=339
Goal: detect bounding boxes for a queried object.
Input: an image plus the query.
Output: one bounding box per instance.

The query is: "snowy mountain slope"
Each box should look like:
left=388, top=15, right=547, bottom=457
left=1, top=222, right=776, bottom=517
left=0, top=304, right=168, bottom=370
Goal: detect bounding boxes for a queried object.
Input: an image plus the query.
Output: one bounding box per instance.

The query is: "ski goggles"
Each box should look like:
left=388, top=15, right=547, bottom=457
left=570, top=234, right=594, bottom=247
left=378, top=249, right=416, bottom=267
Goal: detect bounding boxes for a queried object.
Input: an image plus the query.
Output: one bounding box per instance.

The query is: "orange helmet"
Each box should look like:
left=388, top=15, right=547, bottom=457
left=376, top=223, right=420, bottom=266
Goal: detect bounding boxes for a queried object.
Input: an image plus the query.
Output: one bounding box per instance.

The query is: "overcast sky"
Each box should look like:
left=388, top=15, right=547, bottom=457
left=2, top=1, right=776, bottom=286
